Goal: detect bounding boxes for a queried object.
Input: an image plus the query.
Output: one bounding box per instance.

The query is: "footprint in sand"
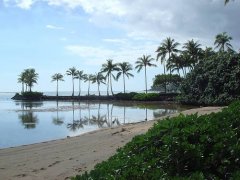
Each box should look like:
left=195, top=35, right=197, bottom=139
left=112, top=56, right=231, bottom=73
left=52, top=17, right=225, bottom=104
left=15, top=173, right=27, bottom=177
left=48, top=160, right=61, bottom=167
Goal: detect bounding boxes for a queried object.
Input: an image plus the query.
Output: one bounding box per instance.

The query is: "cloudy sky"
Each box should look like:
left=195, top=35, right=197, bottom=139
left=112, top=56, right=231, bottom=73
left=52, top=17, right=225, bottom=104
left=0, top=0, right=239, bottom=93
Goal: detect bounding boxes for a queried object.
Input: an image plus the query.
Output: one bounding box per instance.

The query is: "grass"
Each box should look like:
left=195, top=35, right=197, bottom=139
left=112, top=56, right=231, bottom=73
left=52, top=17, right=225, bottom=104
left=72, top=101, right=240, bottom=179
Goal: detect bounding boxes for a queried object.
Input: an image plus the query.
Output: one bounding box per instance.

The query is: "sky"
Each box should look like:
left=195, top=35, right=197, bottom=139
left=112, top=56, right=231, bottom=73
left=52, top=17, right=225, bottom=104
left=0, top=0, right=239, bottom=93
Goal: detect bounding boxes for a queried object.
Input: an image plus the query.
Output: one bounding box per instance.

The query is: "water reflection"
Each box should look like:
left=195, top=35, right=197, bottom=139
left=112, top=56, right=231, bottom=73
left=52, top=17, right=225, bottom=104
left=16, top=101, right=43, bottom=129
left=52, top=101, right=64, bottom=126
left=16, top=101, right=183, bottom=131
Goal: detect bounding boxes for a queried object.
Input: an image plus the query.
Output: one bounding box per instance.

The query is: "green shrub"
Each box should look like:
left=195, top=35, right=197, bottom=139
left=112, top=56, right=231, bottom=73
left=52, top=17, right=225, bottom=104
left=72, top=101, right=240, bottom=180
left=114, top=92, right=138, bottom=100
left=132, top=93, right=160, bottom=101
left=21, top=91, right=43, bottom=100
left=180, top=51, right=240, bottom=105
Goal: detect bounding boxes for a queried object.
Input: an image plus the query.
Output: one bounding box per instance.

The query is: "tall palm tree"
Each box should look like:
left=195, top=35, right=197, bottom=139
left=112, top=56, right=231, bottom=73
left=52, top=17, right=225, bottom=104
left=101, top=59, right=119, bottom=96
left=156, top=46, right=167, bottom=93
left=91, top=72, right=106, bottom=96
left=214, top=32, right=233, bottom=51
left=84, top=74, right=94, bottom=96
left=183, top=39, right=202, bottom=67
left=75, top=70, right=86, bottom=96
left=66, top=67, right=77, bottom=96
left=159, top=37, right=180, bottom=75
left=51, top=73, right=64, bottom=97
left=135, top=55, right=156, bottom=94
left=25, top=68, right=38, bottom=92
left=116, top=62, right=134, bottom=93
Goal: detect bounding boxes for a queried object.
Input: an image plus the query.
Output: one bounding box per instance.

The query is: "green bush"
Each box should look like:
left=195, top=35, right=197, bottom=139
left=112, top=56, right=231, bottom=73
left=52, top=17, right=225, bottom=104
left=180, top=51, right=240, bottom=105
left=114, top=92, right=138, bottom=100
left=21, top=91, right=43, bottom=100
left=132, top=93, right=160, bottom=101
left=73, top=101, right=240, bottom=180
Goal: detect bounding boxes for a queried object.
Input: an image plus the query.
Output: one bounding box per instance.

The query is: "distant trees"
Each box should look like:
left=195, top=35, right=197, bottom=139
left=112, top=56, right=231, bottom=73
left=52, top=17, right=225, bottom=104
left=51, top=73, right=64, bottom=96
left=18, top=68, right=38, bottom=93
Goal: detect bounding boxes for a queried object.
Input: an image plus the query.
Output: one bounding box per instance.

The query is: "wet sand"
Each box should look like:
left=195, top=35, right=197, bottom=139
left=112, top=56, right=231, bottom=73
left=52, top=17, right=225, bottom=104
left=0, top=106, right=222, bottom=180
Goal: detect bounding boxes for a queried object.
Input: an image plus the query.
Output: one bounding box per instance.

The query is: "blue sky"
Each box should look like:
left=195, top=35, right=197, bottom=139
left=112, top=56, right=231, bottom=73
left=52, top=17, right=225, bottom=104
left=0, top=0, right=239, bottom=93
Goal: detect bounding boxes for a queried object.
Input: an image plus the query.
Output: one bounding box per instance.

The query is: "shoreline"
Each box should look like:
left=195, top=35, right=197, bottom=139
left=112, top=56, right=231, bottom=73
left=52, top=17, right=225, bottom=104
left=0, top=106, right=223, bottom=180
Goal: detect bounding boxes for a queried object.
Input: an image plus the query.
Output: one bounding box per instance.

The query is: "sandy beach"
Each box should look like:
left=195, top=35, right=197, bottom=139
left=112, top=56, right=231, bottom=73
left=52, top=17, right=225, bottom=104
left=0, top=106, right=222, bottom=180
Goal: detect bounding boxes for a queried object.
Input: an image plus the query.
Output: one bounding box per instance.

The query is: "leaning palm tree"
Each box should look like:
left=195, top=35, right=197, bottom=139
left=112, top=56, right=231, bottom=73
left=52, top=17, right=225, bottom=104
left=214, top=32, right=233, bottom=52
left=101, top=59, right=119, bottom=96
left=66, top=67, right=77, bottom=96
left=84, top=74, right=94, bottom=96
left=51, top=73, right=64, bottom=97
left=91, top=72, right=106, bottom=96
left=116, top=62, right=134, bottom=93
left=75, top=70, right=86, bottom=96
left=135, top=55, right=157, bottom=94
left=24, top=68, right=38, bottom=92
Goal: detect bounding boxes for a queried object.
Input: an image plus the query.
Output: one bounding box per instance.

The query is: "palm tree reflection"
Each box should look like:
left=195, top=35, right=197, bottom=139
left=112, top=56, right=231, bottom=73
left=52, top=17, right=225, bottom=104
left=52, top=101, right=64, bottom=126
left=17, top=101, right=41, bottom=129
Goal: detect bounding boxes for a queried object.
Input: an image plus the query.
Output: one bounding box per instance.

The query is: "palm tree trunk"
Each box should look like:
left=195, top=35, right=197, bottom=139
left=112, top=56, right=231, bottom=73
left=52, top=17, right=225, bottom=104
left=56, top=80, right=59, bottom=97
left=79, top=79, right=81, bottom=96
left=169, top=52, right=171, bottom=92
left=88, top=80, right=90, bottom=96
left=22, top=83, right=24, bottom=93
left=164, top=61, right=166, bottom=93
left=123, top=74, right=126, bottom=93
left=72, top=76, right=74, bottom=96
left=144, top=66, right=147, bottom=94
left=107, top=75, right=109, bottom=96
left=98, top=84, right=100, bottom=96
left=110, top=74, right=114, bottom=96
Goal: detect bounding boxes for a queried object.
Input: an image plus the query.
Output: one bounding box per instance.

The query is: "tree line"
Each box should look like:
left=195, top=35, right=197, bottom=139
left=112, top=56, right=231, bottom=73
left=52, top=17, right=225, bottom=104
left=17, top=31, right=236, bottom=96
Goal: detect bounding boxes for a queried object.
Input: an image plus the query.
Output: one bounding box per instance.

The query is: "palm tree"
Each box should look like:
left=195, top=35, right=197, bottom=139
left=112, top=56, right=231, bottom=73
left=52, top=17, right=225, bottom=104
left=159, top=37, right=180, bottom=75
left=84, top=74, right=94, bottom=96
left=183, top=39, right=202, bottom=67
left=135, top=55, right=157, bottom=93
left=116, top=62, right=134, bottom=93
left=75, top=70, right=86, bottom=96
left=18, top=71, right=27, bottom=93
left=25, top=68, right=38, bottom=92
left=66, top=67, right=77, bottom=96
left=51, top=73, right=64, bottom=97
left=91, top=72, right=106, bottom=96
left=156, top=46, right=167, bottom=93
left=214, top=32, right=233, bottom=51
left=101, top=59, right=119, bottom=96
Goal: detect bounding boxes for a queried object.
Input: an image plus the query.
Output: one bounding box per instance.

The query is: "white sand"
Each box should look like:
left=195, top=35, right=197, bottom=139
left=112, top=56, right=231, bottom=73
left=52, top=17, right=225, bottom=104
left=0, top=106, right=222, bottom=180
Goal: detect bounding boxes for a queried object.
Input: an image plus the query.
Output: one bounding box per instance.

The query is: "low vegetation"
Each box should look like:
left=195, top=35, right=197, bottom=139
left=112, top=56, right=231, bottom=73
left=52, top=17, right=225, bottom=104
left=73, top=101, right=240, bottom=179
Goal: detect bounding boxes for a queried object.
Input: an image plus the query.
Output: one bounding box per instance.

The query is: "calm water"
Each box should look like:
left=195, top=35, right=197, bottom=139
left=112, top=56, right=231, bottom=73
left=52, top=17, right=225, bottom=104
left=0, top=92, right=189, bottom=149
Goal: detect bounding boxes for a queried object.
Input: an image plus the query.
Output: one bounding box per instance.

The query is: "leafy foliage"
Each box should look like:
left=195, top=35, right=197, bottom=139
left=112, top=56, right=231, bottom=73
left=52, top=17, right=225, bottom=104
left=114, top=92, right=138, bottom=100
left=73, top=101, right=240, bottom=180
left=152, top=74, right=182, bottom=92
left=180, top=51, right=240, bottom=105
left=21, top=91, right=43, bottom=100
left=132, top=93, right=160, bottom=101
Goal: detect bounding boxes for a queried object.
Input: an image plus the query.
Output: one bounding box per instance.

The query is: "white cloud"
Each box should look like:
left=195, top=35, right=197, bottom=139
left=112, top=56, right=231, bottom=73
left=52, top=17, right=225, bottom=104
left=65, top=41, right=159, bottom=66
left=46, top=24, right=64, bottom=30
left=3, top=0, right=34, bottom=9
left=102, top=38, right=127, bottom=44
